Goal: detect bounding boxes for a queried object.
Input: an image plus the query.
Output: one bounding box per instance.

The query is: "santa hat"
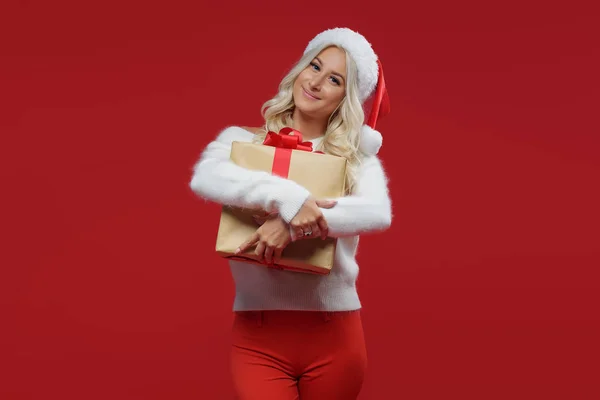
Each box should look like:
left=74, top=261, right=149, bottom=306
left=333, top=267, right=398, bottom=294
left=304, top=27, right=390, bottom=156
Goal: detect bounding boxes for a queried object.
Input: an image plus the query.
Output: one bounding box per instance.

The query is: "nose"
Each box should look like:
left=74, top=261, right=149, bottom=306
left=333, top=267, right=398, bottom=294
left=308, top=74, right=325, bottom=91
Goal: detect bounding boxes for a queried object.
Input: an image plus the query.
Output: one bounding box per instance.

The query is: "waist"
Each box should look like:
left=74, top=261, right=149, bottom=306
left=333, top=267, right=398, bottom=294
left=234, top=309, right=361, bottom=326
left=229, top=260, right=361, bottom=311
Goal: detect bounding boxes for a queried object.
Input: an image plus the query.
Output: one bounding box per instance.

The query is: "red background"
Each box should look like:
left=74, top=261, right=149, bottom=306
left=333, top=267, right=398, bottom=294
left=2, top=0, right=599, bottom=399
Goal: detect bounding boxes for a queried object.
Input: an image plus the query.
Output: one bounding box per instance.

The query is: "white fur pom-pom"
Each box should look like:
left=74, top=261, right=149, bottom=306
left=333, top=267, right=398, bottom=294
left=359, top=125, right=383, bottom=156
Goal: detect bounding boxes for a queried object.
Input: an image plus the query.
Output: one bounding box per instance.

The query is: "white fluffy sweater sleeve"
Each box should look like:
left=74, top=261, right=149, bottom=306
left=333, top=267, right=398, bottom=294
left=320, top=155, right=392, bottom=237
left=190, top=125, right=392, bottom=237
left=189, top=126, right=311, bottom=222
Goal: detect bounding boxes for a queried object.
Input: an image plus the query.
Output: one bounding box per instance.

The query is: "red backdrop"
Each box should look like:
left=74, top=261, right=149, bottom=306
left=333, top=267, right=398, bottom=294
left=2, top=0, right=599, bottom=399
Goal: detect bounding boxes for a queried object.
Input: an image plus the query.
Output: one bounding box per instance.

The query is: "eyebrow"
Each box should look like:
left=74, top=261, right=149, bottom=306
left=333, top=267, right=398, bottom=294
left=315, top=57, right=346, bottom=83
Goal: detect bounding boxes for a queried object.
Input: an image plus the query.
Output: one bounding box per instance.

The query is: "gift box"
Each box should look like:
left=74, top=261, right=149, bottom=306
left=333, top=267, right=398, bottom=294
left=215, top=128, right=347, bottom=275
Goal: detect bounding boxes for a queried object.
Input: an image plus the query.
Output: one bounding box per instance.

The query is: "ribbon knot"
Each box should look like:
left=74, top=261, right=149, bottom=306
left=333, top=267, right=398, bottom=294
left=263, top=127, right=313, bottom=152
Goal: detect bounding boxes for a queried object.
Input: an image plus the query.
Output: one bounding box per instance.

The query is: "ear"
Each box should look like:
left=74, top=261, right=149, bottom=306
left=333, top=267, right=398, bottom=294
left=359, top=125, right=383, bottom=156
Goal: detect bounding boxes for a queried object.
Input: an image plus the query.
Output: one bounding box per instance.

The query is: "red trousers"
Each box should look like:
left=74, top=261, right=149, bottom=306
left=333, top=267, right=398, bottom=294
left=230, top=309, right=367, bottom=400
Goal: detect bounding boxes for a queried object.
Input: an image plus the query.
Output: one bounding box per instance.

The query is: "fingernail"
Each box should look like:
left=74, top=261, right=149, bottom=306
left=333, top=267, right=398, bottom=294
left=235, top=248, right=241, bottom=254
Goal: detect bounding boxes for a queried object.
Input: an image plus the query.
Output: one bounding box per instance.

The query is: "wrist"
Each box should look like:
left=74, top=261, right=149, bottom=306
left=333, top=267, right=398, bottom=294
left=275, top=187, right=311, bottom=223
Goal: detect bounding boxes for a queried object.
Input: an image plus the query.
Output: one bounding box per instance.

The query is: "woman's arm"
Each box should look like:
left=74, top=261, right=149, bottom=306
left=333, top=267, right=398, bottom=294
left=189, top=126, right=311, bottom=222
left=319, top=155, right=392, bottom=237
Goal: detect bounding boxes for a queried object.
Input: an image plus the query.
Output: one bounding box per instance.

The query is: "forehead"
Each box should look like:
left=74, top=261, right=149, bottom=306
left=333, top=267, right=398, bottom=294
left=315, top=46, right=347, bottom=72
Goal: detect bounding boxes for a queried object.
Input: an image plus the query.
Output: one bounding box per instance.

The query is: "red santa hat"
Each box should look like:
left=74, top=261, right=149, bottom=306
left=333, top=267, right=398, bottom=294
left=303, top=27, right=390, bottom=156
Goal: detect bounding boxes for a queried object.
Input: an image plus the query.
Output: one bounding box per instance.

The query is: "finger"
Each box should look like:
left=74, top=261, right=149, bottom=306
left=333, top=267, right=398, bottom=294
left=310, top=222, right=320, bottom=239
left=254, top=241, right=266, bottom=262
left=300, top=225, right=311, bottom=239
left=315, top=199, right=337, bottom=209
left=291, top=221, right=305, bottom=240
left=273, top=248, right=283, bottom=264
left=289, top=225, right=298, bottom=242
left=236, top=233, right=259, bottom=254
left=264, top=245, right=274, bottom=265
left=317, top=217, right=329, bottom=240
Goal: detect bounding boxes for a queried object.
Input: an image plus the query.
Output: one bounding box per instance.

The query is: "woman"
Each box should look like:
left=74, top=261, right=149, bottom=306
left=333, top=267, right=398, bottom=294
left=189, top=27, right=392, bottom=400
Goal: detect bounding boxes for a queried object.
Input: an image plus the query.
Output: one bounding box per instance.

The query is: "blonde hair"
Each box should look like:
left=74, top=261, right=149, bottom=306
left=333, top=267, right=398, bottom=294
left=252, top=44, right=364, bottom=194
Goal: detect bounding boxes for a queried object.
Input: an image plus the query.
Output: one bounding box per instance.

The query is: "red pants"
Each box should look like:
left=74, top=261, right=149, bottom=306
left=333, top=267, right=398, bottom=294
left=231, top=310, right=367, bottom=400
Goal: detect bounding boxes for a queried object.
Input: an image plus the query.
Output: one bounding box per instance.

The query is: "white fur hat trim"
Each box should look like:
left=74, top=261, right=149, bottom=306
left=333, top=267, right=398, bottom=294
left=304, top=27, right=378, bottom=103
left=359, top=125, right=383, bottom=156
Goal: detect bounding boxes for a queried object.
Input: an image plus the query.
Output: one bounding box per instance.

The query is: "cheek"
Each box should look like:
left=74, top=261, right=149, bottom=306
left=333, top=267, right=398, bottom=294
left=326, top=87, right=345, bottom=109
left=294, top=73, right=308, bottom=91
left=292, top=79, right=302, bottom=99
left=296, top=70, right=309, bottom=85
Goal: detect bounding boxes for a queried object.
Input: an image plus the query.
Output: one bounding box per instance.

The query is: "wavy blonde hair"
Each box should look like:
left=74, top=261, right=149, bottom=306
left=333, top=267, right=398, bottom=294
left=252, top=44, right=364, bottom=194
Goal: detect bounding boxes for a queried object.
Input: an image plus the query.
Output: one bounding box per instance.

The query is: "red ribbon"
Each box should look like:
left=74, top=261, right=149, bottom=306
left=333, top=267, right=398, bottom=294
left=262, top=128, right=314, bottom=178
left=263, top=127, right=313, bottom=152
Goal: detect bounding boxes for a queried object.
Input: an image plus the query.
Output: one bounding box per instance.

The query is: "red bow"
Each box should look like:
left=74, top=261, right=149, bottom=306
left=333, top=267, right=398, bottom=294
left=263, top=127, right=313, bottom=152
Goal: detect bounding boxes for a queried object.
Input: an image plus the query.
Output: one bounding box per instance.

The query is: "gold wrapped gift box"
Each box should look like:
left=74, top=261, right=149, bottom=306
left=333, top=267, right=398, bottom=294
left=215, top=137, right=347, bottom=275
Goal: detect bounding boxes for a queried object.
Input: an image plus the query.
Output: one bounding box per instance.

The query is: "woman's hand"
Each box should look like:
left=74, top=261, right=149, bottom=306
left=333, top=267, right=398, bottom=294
left=236, top=216, right=292, bottom=265
left=289, top=198, right=337, bottom=240
left=252, top=211, right=279, bottom=227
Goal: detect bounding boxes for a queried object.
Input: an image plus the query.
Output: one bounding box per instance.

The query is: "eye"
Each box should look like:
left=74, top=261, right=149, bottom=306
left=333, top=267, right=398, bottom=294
left=330, top=76, right=340, bottom=85
left=310, top=62, right=320, bottom=71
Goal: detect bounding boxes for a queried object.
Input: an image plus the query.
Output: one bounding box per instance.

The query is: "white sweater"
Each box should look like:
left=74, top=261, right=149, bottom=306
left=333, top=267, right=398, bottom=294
left=189, top=126, right=392, bottom=311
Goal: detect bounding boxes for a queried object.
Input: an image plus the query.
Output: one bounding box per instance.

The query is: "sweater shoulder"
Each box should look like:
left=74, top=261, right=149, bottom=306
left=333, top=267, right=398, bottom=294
left=213, top=125, right=256, bottom=145
left=357, top=153, right=386, bottom=173
left=355, top=153, right=390, bottom=185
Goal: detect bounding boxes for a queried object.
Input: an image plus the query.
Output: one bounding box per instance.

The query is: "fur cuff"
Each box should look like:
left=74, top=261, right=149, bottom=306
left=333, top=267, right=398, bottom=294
left=359, top=125, right=383, bottom=156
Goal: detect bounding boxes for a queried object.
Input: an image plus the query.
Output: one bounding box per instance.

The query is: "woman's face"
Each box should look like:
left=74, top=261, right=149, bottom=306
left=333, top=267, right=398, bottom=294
left=293, top=46, right=347, bottom=119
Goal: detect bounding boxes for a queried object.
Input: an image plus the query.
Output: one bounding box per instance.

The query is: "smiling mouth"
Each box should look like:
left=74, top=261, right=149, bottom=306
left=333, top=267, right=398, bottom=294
left=302, top=87, right=320, bottom=100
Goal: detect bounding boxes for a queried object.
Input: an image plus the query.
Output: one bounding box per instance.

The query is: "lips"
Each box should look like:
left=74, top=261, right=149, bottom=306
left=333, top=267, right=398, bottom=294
left=302, top=87, right=320, bottom=100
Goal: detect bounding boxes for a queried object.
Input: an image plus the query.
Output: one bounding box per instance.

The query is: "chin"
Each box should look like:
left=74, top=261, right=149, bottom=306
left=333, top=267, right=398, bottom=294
left=293, top=90, right=331, bottom=118
left=295, top=103, right=321, bottom=117
left=292, top=97, right=312, bottom=114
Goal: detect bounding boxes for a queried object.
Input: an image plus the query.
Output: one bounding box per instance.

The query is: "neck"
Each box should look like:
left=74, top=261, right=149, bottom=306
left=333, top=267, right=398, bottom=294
left=291, top=108, right=328, bottom=140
